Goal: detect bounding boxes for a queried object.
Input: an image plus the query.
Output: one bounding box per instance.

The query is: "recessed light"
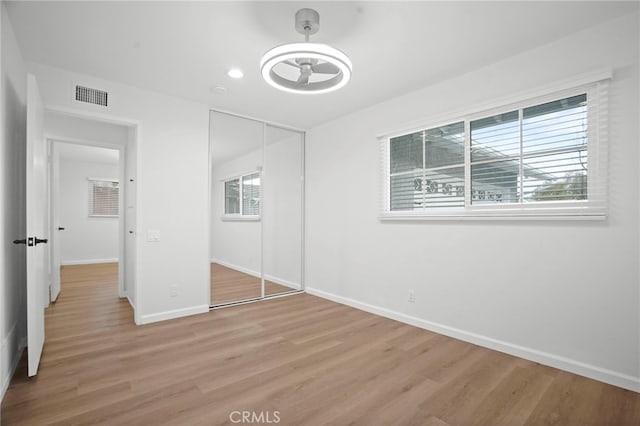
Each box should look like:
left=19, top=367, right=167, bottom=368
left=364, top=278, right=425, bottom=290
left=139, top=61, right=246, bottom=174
left=210, top=85, right=227, bottom=94
left=226, top=68, right=244, bottom=79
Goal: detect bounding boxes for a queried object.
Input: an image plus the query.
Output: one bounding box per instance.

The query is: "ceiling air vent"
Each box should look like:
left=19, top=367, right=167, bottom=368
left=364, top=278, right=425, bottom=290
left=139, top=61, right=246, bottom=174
left=75, top=85, right=108, bottom=107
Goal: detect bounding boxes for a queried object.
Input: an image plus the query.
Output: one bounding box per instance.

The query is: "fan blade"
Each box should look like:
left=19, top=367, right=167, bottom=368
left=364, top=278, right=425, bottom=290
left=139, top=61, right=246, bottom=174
left=311, top=62, right=340, bottom=74
left=284, top=60, right=301, bottom=69
left=296, top=71, right=310, bottom=86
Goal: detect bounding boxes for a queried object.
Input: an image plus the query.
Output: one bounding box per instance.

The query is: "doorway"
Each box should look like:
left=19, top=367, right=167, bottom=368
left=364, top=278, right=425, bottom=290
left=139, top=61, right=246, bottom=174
left=45, top=110, right=138, bottom=319
left=51, top=142, right=120, bottom=302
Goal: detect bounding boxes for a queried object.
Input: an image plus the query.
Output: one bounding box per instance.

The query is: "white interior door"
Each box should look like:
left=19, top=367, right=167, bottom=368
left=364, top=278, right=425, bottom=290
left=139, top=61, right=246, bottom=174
left=124, top=140, right=137, bottom=307
left=50, top=142, right=61, bottom=301
left=26, top=74, right=47, bottom=377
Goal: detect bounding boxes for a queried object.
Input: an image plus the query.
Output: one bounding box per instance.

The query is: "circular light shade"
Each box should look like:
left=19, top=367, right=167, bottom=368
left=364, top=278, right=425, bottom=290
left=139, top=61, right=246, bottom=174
left=260, top=43, right=352, bottom=94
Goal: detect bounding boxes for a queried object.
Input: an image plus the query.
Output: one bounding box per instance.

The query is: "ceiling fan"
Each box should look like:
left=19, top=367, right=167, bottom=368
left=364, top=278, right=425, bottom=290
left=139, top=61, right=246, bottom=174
left=284, top=57, right=341, bottom=87
left=260, top=9, right=353, bottom=94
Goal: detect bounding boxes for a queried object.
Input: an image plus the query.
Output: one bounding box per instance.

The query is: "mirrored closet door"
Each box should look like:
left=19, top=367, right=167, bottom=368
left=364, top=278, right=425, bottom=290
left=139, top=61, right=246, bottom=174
left=263, top=124, right=303, bottom=296
left=210, top=111, right=264, bottom=305
left=210, top=111, right=304, bottom=307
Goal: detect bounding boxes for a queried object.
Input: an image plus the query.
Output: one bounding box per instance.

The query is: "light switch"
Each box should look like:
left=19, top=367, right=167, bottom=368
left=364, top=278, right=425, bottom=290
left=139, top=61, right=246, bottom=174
left=147, top=229, right=160, bottom=242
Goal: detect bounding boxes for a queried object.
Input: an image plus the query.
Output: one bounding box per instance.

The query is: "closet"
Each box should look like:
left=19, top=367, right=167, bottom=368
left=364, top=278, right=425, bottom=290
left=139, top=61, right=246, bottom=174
left=209, top=111, right=304, bottom=306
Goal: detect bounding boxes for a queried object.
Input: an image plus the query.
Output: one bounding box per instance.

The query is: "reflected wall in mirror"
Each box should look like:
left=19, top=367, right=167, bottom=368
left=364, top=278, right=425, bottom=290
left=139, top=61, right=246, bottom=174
left=210, top=111, right=263, bottom=305
left=263, top=125, right=303, bottom=296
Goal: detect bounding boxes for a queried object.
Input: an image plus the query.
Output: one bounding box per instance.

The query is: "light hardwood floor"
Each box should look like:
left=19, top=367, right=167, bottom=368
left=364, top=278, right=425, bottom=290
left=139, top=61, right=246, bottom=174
left=2, top=263, right=639, bottom=425
left=211, top=263, right=295, bottom=305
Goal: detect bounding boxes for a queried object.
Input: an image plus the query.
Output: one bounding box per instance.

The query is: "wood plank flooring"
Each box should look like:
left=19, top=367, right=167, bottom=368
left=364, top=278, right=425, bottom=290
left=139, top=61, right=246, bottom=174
left=2, top=263, right=640, bottom=425
left=211, top=263, right=295, bottom=305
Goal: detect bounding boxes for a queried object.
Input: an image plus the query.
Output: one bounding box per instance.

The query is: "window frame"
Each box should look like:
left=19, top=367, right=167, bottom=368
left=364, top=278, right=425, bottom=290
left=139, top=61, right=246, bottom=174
left=221, top=170, right=262, bottom=221
left=379, top=73, right=610, bottom=220
left=88, top=178, right=119, bottom=218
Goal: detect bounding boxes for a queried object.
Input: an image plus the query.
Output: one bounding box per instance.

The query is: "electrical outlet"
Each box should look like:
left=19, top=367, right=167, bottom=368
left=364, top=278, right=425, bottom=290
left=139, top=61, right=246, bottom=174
left=170, top=285, right=178, bottom=298
left=408, top=290, right=415, bottom=303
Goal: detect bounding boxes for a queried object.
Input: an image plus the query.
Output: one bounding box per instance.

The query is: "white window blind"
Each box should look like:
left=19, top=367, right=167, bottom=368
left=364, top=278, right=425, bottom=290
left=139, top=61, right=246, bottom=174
left=223, top=171, right=261, bottom=217
left=470, top=94, right=588, bottom=205
left=225, top=179, right=240, bottom=214
left=242, top=172, right=261, bottom=216
left=390, top=122, right=465, bottom=210
left=89, top=179, right=119, bottom=217
left=380, top=77, right=609, bottom=219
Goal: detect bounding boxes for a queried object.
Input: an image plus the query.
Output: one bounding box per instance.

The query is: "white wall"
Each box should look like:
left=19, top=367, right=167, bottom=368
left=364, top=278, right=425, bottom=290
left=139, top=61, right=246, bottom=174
left=29, top=62, right=210, bottom=324
left=46, top=111, right=129, bottom=145
left=0, top=2, right=27, bottom=399
left=305, top=11, right=640, bottom=391
left=59, top=156, right=119, bottom=264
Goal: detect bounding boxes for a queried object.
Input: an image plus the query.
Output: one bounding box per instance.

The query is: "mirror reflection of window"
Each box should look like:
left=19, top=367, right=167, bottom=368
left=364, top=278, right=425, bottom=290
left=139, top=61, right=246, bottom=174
left=242, top=173, right=261, bottom=216
left=224, top=179, right=240, bottom=214
left=223, top=172, right=260, bottom=217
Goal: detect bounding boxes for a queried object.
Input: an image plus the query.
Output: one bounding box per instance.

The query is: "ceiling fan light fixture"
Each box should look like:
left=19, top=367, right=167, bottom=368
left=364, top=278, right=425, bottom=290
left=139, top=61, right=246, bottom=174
left=260, top=42, right=352, bottom=95
left=260, top=9, right=352, bottom=95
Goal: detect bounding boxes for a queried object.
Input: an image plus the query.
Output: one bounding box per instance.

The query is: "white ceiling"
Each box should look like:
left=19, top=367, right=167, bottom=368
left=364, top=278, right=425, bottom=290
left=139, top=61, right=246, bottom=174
left=6, top=1, right=638, bottom=129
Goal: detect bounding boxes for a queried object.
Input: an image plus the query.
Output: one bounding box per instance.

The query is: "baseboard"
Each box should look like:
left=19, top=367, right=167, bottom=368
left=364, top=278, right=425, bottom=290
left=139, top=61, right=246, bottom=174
left=18, top=335, right=27, bottom=354
left=263, top=274, right=301, bottom=290
left=125, top=296, right=137, bottom=325
left=1, top=322, right=27, bottom=400
left=61, top=258, right=118, bottom=266
left=138, top=305, right=209, bottom=325
left=306, top=287, right=640, bottom=393
left=212, top=258, right=260, bottom=278
left=51, top=283, right=60, bottom=302
left=211, top=258, right=301, bottom=290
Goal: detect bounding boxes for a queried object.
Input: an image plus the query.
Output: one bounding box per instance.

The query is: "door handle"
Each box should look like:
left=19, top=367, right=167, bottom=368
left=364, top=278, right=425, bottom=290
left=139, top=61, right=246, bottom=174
left=15, top=237, right=34, bottom=246
left=57, top=227, right=65, bottom=231
left=12, top=237, right=46, bottom=246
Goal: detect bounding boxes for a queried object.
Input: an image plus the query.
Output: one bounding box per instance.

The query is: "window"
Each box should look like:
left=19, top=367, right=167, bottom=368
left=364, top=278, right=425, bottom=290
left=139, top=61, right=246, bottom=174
left=390, top=122, right=465, bottom=210
left=223, top=171, right=261, bottom=218
left=470, top=94, right=588, bottom=205
left=89, top=179, right=119, bottom=217
left=381, top=78, right=608, bottom=219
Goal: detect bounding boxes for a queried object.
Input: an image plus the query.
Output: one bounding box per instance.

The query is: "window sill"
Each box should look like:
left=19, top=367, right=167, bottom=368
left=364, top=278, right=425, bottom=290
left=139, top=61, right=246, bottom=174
left=379, top=210, right=606, bottom=221
left=221, top=216, right=261, bottom=222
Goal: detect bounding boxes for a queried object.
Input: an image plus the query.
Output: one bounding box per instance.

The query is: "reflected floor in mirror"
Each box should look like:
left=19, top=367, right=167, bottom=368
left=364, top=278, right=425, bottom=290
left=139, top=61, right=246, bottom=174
left=211, top=263, right=295, bottom=305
